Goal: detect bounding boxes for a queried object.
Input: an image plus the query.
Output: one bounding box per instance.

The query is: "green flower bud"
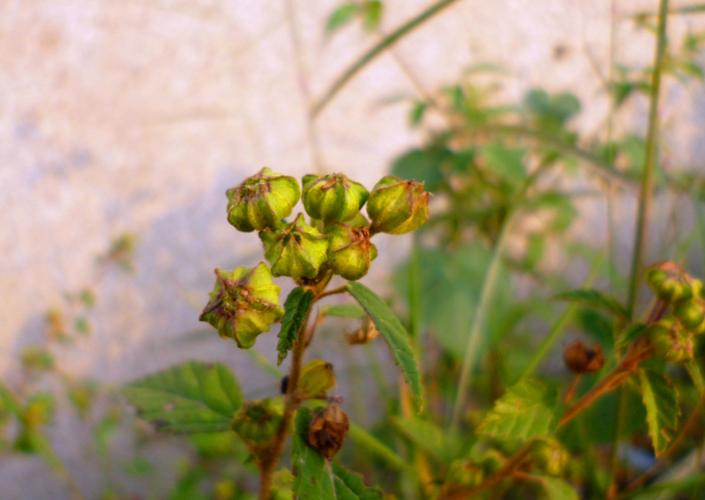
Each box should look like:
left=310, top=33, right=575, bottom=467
left=199, top=263, right=284, bottom=349
left=302, top=173, right=369, bottom=224
left=648, top=316, right=694, bottom=364
left=445, top=460, right=485, bottom=489
left=348, top=213, right=371, bottom=228
left=299, top=359, right=336, bottom=398
left=529, top=439, right=569, bottom=477
left=324, top=223, right=374, bottom=281
left=674, top=300, right=705, bottom=331
left=226, top=168, right=300, bottom=232
left=231, top=398, right=284, bottom=445
left=645, top=267, right=669, bottom=292
left=260, top=213, right=330, bottom=279
left=657, top=278, right=693, bottom=304
left=367, top=176, right=430, bottom=235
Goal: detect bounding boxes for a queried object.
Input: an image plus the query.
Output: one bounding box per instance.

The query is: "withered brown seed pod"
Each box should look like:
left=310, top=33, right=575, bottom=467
left=307, top=405, right=350, bottom=459
left=563, top=341, right=604, bottom=374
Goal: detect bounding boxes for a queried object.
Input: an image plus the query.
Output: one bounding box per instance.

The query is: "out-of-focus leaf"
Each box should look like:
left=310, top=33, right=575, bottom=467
left=123, top=361, right=243, bottom=433
left=390, top=416, right=458, bottom=464
left=616, top=323, right=648, bottom=349
left=361, top=0, right=383, bottom=32
left=326, top=3, right=359, bottom=34
left=477, top=379, right=560, bottom=440
left=535, top=476, right=579, bottom=500
left=320, top=303, right=365, bottom=319
left=576, top=308, right=614, bottom=348
left=277, top=287, right=314, bottom=365
left=640, top=369, right=680, bottom=456
left=346, top=282, right=423, bottom=412
left=409, top=100, right=428, bottom=126
left=555, top=289, right=629, bottom=322
left=391, top=147, right=450, bottom=192
left=480, top=142, right=527, bottom=189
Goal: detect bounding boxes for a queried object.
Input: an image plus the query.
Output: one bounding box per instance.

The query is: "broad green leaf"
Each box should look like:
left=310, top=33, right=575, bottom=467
left=332, top=461, right=384, bottom=499
left=535, top=476, right=579, bottom=500
left=326, top=3, right=358, bottom=34
left=554, top=289, right=629, bottom=322
left=278, top=288, right=314, bottom=365
left=639, top=369, right=680, bottom=456
left=390, top=416, right=457, bottom=465
left=292, top=407, right=335, bottom=499
left=477, top=379, right=560, bottom=440
left=123, top=361, right=243, bottom=433
left=616, top=323, right=648, bottom=349
left=345, top=282, right=423, bottom=412
left=480, top=142, right=527, bottom=188
left=320, top=303, right=365, bottom=319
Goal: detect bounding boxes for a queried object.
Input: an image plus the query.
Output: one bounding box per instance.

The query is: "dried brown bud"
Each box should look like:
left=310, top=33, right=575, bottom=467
left=563, top=341, right=604, bottom=374
left=307, top=405, right=350, bottom=459
left=345, top=315, right=379, bottom=345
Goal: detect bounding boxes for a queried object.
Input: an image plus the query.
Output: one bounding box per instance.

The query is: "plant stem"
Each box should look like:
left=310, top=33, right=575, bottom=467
left=310, top=0, right=463, bottom=117
left=625, top=0, right=670, bottom=319
left=258, top=302, right=314, bottom=500
left=450, top=213, right=513, bottom=431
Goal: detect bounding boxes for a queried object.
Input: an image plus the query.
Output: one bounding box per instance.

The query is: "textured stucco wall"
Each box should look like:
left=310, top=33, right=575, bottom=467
left=2, top=0, right=705, bottom=498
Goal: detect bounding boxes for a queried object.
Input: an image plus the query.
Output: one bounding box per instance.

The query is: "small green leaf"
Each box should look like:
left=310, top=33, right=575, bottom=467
left=293, top=407, right=336, bottom=499
left=277, top=288, right=314, bottom=366
left=123, top=361, right=243, bottom=433
left=616, top=323, right=648, bottom=349
left=535, top=476, right=579, bottom=500
left=319, top=303, right=365, bottom=319
left=480, top=143, right=527, bottom=188
left=477, top=379, right=560, bottom=440
left=326, top=3, right=358, bottom=34
left=391, top=147, right=449, bottom=192
left=361, top=1, right=383, bottom=32
left=75, top=317, right=91, bottom=335
left=345, top=282, right=423, bottom=412
left=390, top=416, right=457, bottom=465
left=409, top=101, right=428, bottom=127
left=554, top=289, right=630, bottom=322
left=639, top=369, right=680, bottom=456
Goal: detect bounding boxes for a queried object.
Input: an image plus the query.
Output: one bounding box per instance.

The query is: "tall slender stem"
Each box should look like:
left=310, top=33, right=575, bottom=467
left=626, top=0, right=670, bottom=318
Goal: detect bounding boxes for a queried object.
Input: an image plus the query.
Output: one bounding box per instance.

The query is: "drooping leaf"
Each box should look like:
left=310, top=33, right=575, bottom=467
left=616, top=323, right=648, bottom=349
left=477, top=379, right=560, bottom=440
left=639, top=369, right=680, bottom=456
left=554, top=289, right=630, bottom=322
left=345, top=282, right=423, bottom=412
left=278, top=287, right=314, bottom=365
left=319, top=303, right=365, bottom=319
left=293, top=408, right=383, bottom=500
left=535, top=476, right=579, bottom=500
left=123, top=361, right=243, bottom=433
left=326, top=3, right=359, bottom=34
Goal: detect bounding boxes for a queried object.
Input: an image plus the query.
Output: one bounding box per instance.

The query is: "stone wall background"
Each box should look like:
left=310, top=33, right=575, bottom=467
left=2, top=0, right=705, bottom=498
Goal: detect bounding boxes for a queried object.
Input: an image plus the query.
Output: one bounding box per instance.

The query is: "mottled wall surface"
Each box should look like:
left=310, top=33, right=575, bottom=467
left=1, top=0, right=704, bottom=498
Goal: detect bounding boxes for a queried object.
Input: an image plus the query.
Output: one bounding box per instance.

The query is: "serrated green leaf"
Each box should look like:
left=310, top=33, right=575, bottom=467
left=332, top=461, right=384, bottom=499
left=555, top=289, right=630, bottom=322
left=320, top=303, right=365, bottom=319
left=345, top=282, right=423, bottom=412
left=535, top=476, right=579, bottom=500
left=616, top=323, right=648, bottom=349
left=123, top=361, right=243, bottom=433
left=639, top=369, right=680, bottom=456
left=326, top=3, right=358, bottom=34
left=278, top=288, right=314, bottom=365
left=477, top=379, right=560, bottom=440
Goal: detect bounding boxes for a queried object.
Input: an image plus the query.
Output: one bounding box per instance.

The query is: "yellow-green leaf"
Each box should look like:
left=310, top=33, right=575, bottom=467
left=277, top=287, right=314, bottom=365
left=639, top=369, right=680, bottom=456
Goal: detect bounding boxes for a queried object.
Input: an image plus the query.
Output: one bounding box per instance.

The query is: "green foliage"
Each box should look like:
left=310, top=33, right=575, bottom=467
left=123, top=361, right=243, bottom=433
left=555, top=288, right=630, bottom=322
left=277, top=287, right=315, bottom=365
left=536, top=476, right=580, bottom=500
left=477, top=379, right=560, bottom=440
left=639, top=369, right=680, bottom=456
left=319, top=303, right=365, bottom=319
left=345, top=281, right=423, bottom=412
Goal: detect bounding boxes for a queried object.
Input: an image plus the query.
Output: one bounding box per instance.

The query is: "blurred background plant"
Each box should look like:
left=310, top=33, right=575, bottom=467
left=4, top=0, right=705, bottom=499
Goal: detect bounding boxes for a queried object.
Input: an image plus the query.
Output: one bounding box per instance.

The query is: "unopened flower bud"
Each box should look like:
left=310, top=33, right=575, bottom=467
left=299, top=359, right=336, bottom=398
left=445, top=460, right=485, bottom=489
left=324, top=223, right=374, bottom=281
left=231, top=398, right=284, bottom=445
left=302, top=174, right=369, bottom=224
left=648, top=316, right=694, bottom=364
left=530, top=439, right=569, bottom=477
left=226, top=168, right=300, bottom=232
left=645, top=267, right=669, bottom=292
left=658, top=278, right=693, bottom=304
left=674, top=300, right=705, bottom=331
left=348, top=213, right=371, bottom=228
left=199, top=263, right=284, bottom=349
left=563, top=341, right=604, bottom=374
left=260, top=214, right=329, bottom=279
left=367, top=176, right=430, bottom=234
left=308, top=405, right=349, bottom=459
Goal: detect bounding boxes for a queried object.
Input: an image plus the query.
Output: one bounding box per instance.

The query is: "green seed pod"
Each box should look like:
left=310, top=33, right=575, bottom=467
left=348, top=213, right=371, bottom=228
left=657, top=278, right=693, bottom=304
left=691, top=279, right=703, bottom=299
left=366, top=176, right=430, bottom=235
left=199, top=263, right=285, bottom=349
left=324, top=223, right=374, bottom=281
left=445, top=460, right=485, bottom=489
left=648, top=316, right=694, bottom=364
left=299, top=359, right=336, bottom=398
left=226, top=168, right=300, bottom=232
left=645, top=267, right=669, bottom=293
left=674, top=300, right=705, bottom=331
left=529, top=439, right=569, bottom=477
left=260, top=214, right=330, bottom=279
left=302, top=173, right=369, bottom=224
left=231, top=398, right=284, bottom=445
